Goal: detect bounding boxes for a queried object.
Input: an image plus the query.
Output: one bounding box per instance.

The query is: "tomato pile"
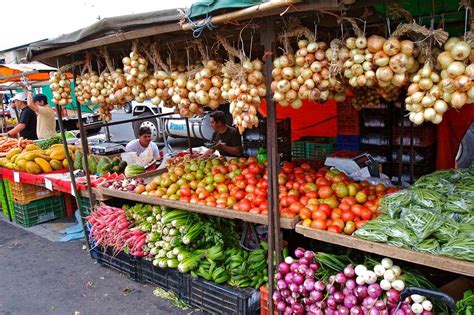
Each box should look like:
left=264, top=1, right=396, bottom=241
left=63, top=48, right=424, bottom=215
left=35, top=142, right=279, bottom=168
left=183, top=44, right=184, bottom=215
left=277, top=162, right=398, bottom=234
left=134, top=157, right=397, bottom=232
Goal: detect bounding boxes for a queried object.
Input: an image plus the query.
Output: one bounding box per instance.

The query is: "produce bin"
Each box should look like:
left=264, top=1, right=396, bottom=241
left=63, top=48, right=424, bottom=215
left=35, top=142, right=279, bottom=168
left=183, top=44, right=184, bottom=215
left=259, top=286, right=277, bottom=315
left=78, top=197, right=92, bottom=216
left=95, top=246, right=139, bottom=281
left=0, top=179, right=14, bottom=219
left=138, top=259, right=187, bottom=297
left=14, top=195, right=65, bottom=227
left=336, top=135, right=360, bottom=151
left=291, top=141, right=306, bottom=159
left=184, top=275, right=260, bottom=315
left=9, top=181, right=59, bottom=205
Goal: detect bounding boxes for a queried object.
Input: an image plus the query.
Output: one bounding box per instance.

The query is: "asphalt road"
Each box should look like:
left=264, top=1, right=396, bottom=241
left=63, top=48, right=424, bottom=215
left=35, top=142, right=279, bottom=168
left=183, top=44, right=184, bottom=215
left=0, top=219, right=195, bottom=315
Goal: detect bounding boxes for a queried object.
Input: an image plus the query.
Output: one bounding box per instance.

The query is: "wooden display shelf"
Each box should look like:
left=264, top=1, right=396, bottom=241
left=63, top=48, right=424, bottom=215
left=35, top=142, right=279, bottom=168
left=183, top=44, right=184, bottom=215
left=97, top=187, right=299, bottom=229
left=295, top=224, right=474, bottom=277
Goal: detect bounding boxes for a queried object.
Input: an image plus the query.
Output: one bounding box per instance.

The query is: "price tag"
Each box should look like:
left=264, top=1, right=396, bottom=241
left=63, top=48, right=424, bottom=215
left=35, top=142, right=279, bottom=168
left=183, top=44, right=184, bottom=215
left=71, top=183, right=76, bottom=197
left=44, top=178, right=53, bottom=191
left=13, top=172, right=20, bottom=183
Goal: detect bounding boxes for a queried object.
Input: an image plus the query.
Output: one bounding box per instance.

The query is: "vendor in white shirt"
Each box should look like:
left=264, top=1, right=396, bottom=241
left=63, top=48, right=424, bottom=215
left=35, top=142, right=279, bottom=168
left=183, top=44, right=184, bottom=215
left=125, top=127, right=160, bottom=159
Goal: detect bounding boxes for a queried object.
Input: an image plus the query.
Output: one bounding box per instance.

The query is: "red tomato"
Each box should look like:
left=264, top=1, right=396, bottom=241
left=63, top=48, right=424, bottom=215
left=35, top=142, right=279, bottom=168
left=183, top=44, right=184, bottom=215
left=361, top=208, right=373, bottom=220
left=179, top=196, right=191, bottom=203
left=311, top=210, right=327, bottom=221
left=280, top=211, right=295, bottom=218
left=299, top=196, right=310, bottom=206
left=239, top=201, right=251, bottom=212
left=351, top=204, right=364, bottom=217
left=305, top=191, right=318, bottom=199
left=311, top=219, right=327, bottom=230
left=319, top=203, right=332, bottom=216
left=330, top=208, right=342, bottom=220
left=355, top=220, right=368, bottom=229
left=289, top=202, right=304, bottom=214
left=327, top=225, right=342, bottom=233
left=339, top=202, right=351, bottom=212
left=249, top=208, right=261, bottom=214
left=299, top=207, right=312, bottom=220
left=306, top=203, right=319, bottom=212
left=341, top=211, right=355, bottom=222
left=331, top=218, right=345, bottom=230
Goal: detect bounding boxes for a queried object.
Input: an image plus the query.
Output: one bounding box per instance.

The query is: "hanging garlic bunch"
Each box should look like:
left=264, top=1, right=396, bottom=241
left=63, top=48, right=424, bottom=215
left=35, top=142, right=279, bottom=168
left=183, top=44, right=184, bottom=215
left=344, top=36, right=377, bottom=88
left=406, top=62, right=444, bottom=125
left=122, top=48, right=149, bottom=103
left=49, top=71, right=72, bottom=106
left=437, top=37, right=473, bottom=109
left=227, top=58, right=265, bottom=133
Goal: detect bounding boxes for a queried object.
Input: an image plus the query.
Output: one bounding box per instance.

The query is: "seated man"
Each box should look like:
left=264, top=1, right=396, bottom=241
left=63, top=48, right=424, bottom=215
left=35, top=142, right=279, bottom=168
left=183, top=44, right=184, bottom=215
left=208, top=110, right=243, bottom=157
left=125, top=126, right=160, bottom=159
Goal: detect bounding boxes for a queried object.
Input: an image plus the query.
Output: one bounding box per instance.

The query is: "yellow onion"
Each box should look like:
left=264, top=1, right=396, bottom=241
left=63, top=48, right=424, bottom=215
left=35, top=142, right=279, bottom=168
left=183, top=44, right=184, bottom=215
left=454, top=75, right=472, bottom=92
left=383, top=38, right=401, bottom=56
left=447, top=61, right=466, bottom=77
left=451, top=91, right=467, bottom=108
left=367, top=35, right=385, bottom=53
left=450, top=41, right=471, bottom=61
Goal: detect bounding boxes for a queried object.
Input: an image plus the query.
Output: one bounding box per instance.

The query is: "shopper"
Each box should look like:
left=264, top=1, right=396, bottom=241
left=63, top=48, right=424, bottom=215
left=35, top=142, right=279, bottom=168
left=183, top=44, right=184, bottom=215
left=26, top=92, right=57, bottom=139
left=207, top=110, right=243, bottom=157
left=0, top=92, right=37, bottom=140
left=126, top=126, right=160, bottom=158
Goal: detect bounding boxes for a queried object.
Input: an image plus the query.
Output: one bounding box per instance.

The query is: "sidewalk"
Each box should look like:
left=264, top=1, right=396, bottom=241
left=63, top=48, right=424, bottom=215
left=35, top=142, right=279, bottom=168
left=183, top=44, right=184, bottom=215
left=0, top=219, right=194, bottom=315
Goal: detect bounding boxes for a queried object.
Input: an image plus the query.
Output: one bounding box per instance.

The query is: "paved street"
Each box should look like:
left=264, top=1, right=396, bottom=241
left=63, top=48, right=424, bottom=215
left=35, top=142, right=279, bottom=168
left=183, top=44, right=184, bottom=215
left=0, top=219, right=193, bottom=315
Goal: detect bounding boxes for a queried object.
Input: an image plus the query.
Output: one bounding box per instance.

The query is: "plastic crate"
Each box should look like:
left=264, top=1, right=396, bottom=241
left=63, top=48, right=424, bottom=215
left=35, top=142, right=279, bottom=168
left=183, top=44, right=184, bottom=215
left=336, top=135, right=360, bottom=151
left=337, top=114, right=360, bottom=135
left=13, top=195, right=65, bottom=227
left=138, top=259, right=187, bottom=296
left=305, top=142, right=334, bottom=160
left=0, top=179, right=14, bottom=219
left=95, top=245, right=139, bottom=281
left=184, top=275, right=260, bottom=315
left=78, top=197, right=93, bottom=216
left=291, top=141, right=306, bottom=159
left=9, top=181, right=59, bottom=205
left=260, top=286, right=277, bottom=315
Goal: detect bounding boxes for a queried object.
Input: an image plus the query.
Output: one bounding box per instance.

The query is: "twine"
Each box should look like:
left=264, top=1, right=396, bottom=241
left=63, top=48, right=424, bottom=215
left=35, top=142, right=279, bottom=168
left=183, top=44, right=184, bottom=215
left=392, top=21, right=448, bottom=46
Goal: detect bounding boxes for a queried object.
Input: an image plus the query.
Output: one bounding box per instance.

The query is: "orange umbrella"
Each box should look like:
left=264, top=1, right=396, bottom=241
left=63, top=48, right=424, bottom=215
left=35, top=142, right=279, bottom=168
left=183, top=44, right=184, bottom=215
left=0, top=63, right=72, bottom=84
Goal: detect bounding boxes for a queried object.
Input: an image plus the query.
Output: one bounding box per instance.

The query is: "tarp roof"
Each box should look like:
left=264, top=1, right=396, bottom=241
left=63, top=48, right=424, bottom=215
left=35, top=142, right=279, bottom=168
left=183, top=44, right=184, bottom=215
left=0, top=63, right=57, bottom=83
left=28, top=9, right=181, bottom=58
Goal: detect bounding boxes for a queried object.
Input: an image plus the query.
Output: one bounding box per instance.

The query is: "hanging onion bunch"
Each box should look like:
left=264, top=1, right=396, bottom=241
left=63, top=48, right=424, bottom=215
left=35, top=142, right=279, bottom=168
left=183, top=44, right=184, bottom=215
left=194, top=59, right=222, bottom=111
left=122, top=44, right=149, bottom=103
left=437, top=37, right=473, bottom=109
left=225, top=58, right=265, bottom=133
left=344, top=35, right=377, bottom=88
left=49, top=71, right=72, bottom=106
left=371, top=36, right=417, bottom=89
left=75, top=72, right=94, bottom=105
left=352, top=88, right=381, bottom=110
left=406, top=62, right=445, bottom=125
left=326, top=39, right=350, bottom=102
left=272, top=52, right=303, bottom=108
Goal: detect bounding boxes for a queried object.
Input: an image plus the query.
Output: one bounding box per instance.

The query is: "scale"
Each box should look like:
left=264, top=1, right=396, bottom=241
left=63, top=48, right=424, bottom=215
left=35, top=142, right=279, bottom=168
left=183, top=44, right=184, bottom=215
left=90, top=142, right=126, bottom=155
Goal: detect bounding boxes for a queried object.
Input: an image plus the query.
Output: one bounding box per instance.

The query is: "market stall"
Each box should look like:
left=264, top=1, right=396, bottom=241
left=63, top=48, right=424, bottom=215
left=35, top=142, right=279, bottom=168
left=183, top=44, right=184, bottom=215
left=0, top=0, right=473, bottom=314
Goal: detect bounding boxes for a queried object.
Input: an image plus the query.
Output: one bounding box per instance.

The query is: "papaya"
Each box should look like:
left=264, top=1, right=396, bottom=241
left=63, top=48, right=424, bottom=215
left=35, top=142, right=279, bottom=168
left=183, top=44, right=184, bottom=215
left=16, top=159, right=27, bottom=171
left=50, top=144, right=64, bottom=149
left=6, top=148, right=21, bottom=159
left=25, top=144, right=39, bottom=151
left=4, top=162, right=15, bottom=169
left=49, top=159, right=63, bottom=170
left=10, top=154, right=20, bottom=163
left=34, top=158, right=53, bottom=173
left=74, top=150, right=83, bottom=170
left=50, top=148, right=66, bottom=160
left=63, top=159, right=69, bottom=168
left=0, top=158, right=8, bottom=167
left=25, top=161, right=42, bottom=174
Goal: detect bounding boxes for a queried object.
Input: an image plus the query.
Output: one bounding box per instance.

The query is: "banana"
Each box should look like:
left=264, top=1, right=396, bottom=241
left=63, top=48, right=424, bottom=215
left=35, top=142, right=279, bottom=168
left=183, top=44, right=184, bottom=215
left=198, top=266, right=212, bottom=281
left=250, top=260, right=267, bottom=272
left=208, top=261, right=216, bottom=276
left=214, top=275, right=229, bottom=284
left=227, top=261, right=243, bottom=270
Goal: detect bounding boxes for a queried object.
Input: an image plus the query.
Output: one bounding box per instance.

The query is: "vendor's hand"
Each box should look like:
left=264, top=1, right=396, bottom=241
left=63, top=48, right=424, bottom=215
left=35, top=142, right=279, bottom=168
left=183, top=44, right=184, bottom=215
left=212, top=141, right=224, bottom=150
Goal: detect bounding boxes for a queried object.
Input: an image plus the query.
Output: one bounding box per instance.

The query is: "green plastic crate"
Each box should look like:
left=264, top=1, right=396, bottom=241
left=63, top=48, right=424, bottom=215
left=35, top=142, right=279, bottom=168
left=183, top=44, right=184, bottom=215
left=78, top=197, right=92, bottom=216
left=305, top=142, right=334, bottom=160
left=14, top=195, right=65, bottom=228
left=1, top=179, right=14, bottom=219
left=291, top=141, right=306, bottom=159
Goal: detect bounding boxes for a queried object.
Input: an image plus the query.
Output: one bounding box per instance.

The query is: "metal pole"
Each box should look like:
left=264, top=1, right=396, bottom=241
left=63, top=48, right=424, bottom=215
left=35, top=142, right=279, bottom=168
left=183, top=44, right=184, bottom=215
left=55, top=103, right=89, bottom=246
left=409, top=122, right=414, bottom=184
left=262, top=17, right=280, bottom=315
left=185, top=117, right=193, bottom=155
left=397, top=108, right=404, bottom=184
left=83, top=111, right=174, bottom=131
left=0, top=174, right=12, bottom=222
left=105, top=125, right=111, bottom=142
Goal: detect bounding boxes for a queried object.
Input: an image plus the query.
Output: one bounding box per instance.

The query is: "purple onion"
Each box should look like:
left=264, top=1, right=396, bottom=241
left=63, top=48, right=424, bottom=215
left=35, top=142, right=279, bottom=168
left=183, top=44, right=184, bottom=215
left=293, top=273, right=304, bottom=285
left=306, top=268, right=315, bottom=278
left=277, top=301, right=286, bottom=311
left=287, top=296, right=297, bottom=305
left=336, top=272, right=347, bottom=284
left=368, top=283, right=382, bottom=298
left=375, top=299, right=386, bottom=310
left=344, top=264, right=356, bottom=278
left=343, top=287, right=353, bottom=296
left=299, top=257, right=309, bottom=267
left=380, top=310, right=389, bottom=315
left=279, top=262, right=290, bottom=274
left=277, top=279, right=287, bottom=290
left=315, top=280, right=326, bottom=291
left=327, top=297, right=337, bottom=309
left=344, top=295, right=358, bottom=309
left=280, top=288, right=290, bottom=298
left=386, top=301, right=398, bottom=310
left=304, top=278, right=315, bottom=291
left=363, top=297, right=376, bottom=307
left=369, top=309, right=380, bottom=315
left=386, top=289, right=400, bottom=304
left=284, top=272, right=294, bottom=284
left=304, top=297, right=315, bottom=306
left=338, top=306, right=350, bottom=315
left=314, top=309, right=324, bottom=315
left=304, top=250, right=315, bottom=260
left=310, top=263, right=319, bottom=271
left=284, top=306, right=292, bottom=315
left=295, top=247, right=305, bottom=258
left=310, top=290, right=324, bottom=301
left=298, top=285, right=306, bottom=295
left=272, top=290, right=281, bottom=301
left=421, top=312, right=433, bottom=315
left=329, top=275, right=336, bottom=284
left=276, top=272, right=283, bottom=280
left=350, top=306, right=363, bottom=314
left=289, top=283, right=299, bottom=293
left=391, top=309, right=406, bottom=315
left=316, top=301, right=327, bottom=309
left=298, top=264, right=308, bottom=274
left=326, top=309, right=336, bottom=315
left=293, top=302, right=304, bottom=315
left=290, top=262, right=300, bottom=273
left=334, top=291, right=345, bottom=303
left=328, top=285, right=337, bottom=294
left=346, top=279, right=356, bottom=290
left=355, top=285, right=368, bottom=299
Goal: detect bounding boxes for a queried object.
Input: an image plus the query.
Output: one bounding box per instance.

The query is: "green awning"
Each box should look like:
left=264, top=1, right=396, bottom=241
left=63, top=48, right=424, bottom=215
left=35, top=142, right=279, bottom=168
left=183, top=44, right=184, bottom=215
left=188, top=0, right=263, bottom=19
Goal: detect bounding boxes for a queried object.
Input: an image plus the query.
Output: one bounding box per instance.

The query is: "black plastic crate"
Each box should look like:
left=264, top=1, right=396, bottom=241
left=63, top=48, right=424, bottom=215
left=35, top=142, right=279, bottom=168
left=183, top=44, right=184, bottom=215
left=138, top=259, right=187, bottom=296
left=95, top=245, right=139, bottom=281
left=184, top=275, right=260, bottom=315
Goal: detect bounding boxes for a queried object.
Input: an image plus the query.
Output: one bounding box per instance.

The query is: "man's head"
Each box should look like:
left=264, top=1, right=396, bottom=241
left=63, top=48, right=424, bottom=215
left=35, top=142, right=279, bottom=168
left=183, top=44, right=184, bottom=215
left=33, top=94, right=48, bottom=106
left=138, top=126, right=153, bottom=147
left=11, top=93, right=27, bottom=109
left=210, top=111, right=227, bottom=133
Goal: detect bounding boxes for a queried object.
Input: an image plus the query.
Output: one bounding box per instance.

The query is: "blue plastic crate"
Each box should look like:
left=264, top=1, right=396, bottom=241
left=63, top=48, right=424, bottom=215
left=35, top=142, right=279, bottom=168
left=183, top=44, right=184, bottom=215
left=336, top=135, right=360, bottom=151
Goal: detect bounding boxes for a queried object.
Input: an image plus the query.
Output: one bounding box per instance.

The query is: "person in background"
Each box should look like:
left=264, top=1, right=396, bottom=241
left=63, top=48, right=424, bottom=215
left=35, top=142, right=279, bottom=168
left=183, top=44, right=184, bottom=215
left=0, top=92, right=37, bottom=140
left=126, top=126, right=160, bottom=159
left=208, top=110, right=243, bottom=157
left=26, top=92, right=57, bottom=139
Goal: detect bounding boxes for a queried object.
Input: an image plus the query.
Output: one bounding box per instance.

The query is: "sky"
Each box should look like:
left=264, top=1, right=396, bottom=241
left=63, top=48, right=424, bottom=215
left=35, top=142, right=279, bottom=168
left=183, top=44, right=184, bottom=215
left=1, top=0, right=195, bottom=50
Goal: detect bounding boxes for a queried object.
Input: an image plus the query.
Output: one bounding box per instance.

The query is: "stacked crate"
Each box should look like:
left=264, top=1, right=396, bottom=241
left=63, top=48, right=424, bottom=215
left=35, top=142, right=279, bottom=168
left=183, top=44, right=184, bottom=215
left=336, top=101, right=360, bottom=151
